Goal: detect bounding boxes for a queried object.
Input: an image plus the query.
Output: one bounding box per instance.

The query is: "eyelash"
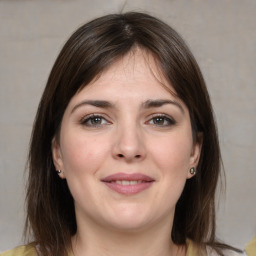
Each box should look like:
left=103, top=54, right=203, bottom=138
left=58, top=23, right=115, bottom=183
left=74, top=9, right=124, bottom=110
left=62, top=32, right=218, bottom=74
left=80, top=114, right=176, bottom=128
left=80, top=114, right=110, bottom=127
left=146, top=114, right=176, bottom=127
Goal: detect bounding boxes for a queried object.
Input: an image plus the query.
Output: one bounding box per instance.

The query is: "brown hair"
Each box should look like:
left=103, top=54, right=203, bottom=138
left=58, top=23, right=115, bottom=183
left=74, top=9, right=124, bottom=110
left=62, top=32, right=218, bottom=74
left=25, top=12, right=239, bottom=256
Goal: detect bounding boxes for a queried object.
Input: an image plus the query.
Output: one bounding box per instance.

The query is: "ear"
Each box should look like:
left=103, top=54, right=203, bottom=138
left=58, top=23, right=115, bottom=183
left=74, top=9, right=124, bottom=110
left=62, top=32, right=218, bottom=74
left=187, top=133, right=203, bottom=179
left=51, top=137, right=66, bottom=179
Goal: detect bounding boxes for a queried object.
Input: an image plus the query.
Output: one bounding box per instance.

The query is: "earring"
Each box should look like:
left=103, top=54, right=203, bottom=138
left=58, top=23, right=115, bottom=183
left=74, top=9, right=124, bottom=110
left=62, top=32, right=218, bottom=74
left=189, top=167, right=196, bottom=175
left=56, top=170, right=62, bottom=174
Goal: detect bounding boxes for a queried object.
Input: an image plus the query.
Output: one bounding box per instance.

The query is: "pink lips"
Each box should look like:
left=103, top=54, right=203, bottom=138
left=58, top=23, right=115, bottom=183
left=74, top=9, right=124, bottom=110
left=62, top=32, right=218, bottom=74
left=101, top=173, right=155, bottom=195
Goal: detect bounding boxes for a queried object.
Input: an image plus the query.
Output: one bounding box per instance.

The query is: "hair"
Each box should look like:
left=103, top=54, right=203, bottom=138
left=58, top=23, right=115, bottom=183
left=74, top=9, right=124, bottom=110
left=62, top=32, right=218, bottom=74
left=25, top=12, right=240, bottom=256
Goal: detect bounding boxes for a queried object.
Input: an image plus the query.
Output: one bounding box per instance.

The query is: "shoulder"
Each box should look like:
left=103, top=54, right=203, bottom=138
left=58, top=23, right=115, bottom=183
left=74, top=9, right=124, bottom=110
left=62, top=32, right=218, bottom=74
left=186, top=239, right=205, bottom=256
left=207, top=247, right=247, bottom=256
left=245, top=235, right=256, bottom=256
left=186, top=239, right=246, bottom=256
left=0, top=245, right=37, bottom=256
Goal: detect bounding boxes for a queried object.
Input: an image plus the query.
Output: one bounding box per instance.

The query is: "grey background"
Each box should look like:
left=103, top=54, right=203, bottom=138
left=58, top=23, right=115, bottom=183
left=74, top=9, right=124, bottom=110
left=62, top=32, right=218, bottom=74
left=0, top=0, right=255, bottom=252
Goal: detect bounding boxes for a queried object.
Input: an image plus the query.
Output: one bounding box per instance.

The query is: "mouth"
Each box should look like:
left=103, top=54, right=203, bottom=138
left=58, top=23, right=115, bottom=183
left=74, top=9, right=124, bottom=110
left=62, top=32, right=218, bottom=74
left=101, top=173, right=155, bottom=195
left=108, top=180, right=146, bottom=185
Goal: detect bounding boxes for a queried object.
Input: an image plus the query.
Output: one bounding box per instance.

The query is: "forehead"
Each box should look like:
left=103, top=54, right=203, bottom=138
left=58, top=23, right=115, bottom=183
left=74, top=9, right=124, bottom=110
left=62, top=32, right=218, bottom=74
left=78, top=48, right=177, bottom=98
left=63, top=48, right=189, bottom=117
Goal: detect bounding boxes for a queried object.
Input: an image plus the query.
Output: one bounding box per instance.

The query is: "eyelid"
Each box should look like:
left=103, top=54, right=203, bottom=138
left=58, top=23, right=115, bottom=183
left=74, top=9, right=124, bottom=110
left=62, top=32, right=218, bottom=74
left=79, top=113, right=112, bottom=127
left=145, top=113, right=176, bottom=126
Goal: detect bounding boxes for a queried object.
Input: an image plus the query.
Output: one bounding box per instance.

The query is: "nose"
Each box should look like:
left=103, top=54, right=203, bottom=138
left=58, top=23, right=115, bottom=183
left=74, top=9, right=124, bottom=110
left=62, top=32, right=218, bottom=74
left=112, top=123, right=146, bottom=162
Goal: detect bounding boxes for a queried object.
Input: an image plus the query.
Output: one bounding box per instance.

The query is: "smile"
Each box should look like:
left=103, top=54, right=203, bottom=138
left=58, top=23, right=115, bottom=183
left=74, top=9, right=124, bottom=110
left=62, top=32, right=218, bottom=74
left=110, top=180, right=145, bottom=185
left=101, top=173, right=155, bottom=195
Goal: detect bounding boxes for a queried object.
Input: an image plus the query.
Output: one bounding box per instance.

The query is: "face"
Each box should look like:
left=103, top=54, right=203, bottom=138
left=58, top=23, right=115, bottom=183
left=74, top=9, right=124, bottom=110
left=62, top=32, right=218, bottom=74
left=52, top=49, right=201, bottom=233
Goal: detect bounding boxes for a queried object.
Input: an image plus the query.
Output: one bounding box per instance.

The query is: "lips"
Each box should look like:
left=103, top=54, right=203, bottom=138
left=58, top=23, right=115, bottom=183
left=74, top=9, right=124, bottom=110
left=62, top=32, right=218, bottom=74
left=101, top=173, right=155, bottom=195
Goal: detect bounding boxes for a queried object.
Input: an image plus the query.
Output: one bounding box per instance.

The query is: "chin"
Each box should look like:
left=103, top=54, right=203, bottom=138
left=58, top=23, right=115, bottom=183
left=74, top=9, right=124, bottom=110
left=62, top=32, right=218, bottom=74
left=106, top=218, right=152, bottom=233
left=101, top=205, right=156, bottom=232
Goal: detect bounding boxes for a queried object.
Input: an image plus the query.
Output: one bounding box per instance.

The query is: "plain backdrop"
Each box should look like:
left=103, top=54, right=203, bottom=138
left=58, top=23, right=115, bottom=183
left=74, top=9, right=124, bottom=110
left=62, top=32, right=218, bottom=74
left=0, top=0, right=255, bottom=252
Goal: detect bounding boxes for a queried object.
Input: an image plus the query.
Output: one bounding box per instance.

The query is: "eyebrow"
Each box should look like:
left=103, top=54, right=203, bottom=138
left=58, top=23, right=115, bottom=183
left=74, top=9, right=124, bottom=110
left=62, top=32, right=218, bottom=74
left=71, top=100, right=114, bottom=113
left=71, top=99, right=184, bottom=114
left=142, top=99, right=184, bottom=113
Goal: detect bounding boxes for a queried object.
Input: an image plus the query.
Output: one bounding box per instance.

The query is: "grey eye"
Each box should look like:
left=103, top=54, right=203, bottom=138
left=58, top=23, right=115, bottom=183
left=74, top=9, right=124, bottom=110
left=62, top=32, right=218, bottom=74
left=148, top=115, right=176, bottom=127
left=81, top=115, right=109, bottom=127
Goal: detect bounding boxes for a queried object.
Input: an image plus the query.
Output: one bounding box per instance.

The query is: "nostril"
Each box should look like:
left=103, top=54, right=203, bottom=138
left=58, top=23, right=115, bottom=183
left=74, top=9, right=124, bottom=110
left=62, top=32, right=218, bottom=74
left=117, top=154, right=124, bottom=158
left=135, top=155, right=141, bottom=158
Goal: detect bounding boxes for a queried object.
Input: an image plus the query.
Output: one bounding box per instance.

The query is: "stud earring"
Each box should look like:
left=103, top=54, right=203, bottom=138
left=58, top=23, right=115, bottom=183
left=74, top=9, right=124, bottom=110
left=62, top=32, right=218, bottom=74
left=189, top=167, right=196, bottom=175
left=56, top=170, right=62, bottom=174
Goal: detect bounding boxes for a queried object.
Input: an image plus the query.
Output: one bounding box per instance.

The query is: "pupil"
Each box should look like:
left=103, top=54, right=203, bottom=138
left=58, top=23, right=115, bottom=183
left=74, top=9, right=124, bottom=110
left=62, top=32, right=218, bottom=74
left=93, top=117, right=101, bottom=124
left=155, top=117, right=164, bottom=124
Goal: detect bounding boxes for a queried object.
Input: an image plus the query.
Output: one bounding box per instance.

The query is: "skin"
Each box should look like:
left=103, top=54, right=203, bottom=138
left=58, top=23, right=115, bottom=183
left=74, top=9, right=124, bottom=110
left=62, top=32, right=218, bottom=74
left=52, top=49, right=201, bottom=256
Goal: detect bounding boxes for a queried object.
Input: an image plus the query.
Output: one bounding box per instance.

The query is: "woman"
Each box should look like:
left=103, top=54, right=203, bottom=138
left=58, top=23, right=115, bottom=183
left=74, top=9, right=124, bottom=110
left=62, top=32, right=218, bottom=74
left=2, top=12, right=245, bottom=256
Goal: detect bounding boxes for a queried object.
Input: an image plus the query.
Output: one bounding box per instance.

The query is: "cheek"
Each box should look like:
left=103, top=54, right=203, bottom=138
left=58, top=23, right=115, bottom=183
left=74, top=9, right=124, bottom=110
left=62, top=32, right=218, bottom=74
left=149, top=132, right=193, bottom=174
left=148, top=132, right=193, bottom=211
left=60, top=130, right=110, bottom=176
left=59, top=131, right=111, bottom=208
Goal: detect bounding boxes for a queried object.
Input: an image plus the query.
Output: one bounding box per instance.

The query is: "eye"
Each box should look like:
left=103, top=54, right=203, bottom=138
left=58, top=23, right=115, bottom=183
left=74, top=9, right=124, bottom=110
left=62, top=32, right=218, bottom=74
left=147, top=115, right=176, bottom=127
left=80, top=114, right=110, bottom=127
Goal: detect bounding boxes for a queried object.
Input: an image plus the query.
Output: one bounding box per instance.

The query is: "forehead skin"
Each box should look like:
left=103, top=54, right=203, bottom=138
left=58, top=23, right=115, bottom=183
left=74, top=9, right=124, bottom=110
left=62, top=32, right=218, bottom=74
left=82, top=47, right=178, bottom=99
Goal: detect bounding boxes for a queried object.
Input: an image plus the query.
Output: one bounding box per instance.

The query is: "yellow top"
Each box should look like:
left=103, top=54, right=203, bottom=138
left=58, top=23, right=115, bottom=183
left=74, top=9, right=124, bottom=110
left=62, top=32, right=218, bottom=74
left=0, top=240, right=202, bottom=256
left=0, top=239, right=244, bottom=256
left=245, top=235, right=256, bottom=256
left=0, top=245, right=37, bottom=256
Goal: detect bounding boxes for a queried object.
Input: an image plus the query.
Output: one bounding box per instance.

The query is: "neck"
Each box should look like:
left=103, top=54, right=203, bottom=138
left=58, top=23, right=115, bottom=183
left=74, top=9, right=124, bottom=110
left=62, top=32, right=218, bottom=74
left=71, top=216, right=186, bottom=256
